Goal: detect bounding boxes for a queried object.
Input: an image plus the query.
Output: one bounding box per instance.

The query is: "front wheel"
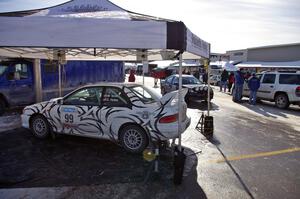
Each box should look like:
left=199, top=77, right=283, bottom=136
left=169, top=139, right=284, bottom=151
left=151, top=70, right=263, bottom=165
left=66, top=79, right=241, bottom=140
left=275, top=93, right=290, bottom=109
left=120, top=125, right=148, bottom=153
left=30, top=115, right=50, bottom=139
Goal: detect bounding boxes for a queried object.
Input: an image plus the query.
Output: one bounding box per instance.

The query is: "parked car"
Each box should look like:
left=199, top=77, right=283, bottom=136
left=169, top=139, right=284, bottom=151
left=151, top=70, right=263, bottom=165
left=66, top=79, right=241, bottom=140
left=160, top=74, right=214, bottom=103
left=243, top=71, right=300, bottom=108
left=209, top=75, right=221, bottom=86
left=21, top=83, right=191, bottom=153
left=0, top=59, right=124, bottom=116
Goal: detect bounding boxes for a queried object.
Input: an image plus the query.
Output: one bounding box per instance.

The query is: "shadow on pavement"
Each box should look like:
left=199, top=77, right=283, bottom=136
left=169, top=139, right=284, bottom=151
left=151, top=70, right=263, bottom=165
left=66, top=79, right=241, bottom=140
left=0, top=129, right=207, bottom=198
left=238, top=99, right=300, bottom=118
left=188, top=101, right=219, bottom=111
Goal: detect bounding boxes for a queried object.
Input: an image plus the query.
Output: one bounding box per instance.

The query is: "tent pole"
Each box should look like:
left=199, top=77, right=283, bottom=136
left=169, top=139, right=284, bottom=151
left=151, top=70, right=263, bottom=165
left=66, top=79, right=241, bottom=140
left=58, top=63, right=62, bottom=97
left=178, top=53, right=183, bottom=151
left=207, top=60, right=211, bottom=116
left=33, top=59, right=42, bottom=102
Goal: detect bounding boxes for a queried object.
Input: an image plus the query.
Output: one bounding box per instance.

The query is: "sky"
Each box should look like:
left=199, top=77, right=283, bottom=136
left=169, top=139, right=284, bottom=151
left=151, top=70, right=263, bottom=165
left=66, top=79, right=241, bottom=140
left=0, top=0, right=299, bottom=53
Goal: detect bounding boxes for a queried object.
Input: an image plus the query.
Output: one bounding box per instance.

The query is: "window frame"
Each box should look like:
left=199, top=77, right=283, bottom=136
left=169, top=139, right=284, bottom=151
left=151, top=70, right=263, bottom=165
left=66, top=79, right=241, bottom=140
left=63, top=86, right=102, bottom=106
left=262, top=74, right=276, bottom=84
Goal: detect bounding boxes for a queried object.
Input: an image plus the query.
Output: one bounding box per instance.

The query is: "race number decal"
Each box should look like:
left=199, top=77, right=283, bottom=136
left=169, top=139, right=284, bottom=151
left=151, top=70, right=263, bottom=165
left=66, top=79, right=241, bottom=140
left=64, top=114, right=74, bottom=123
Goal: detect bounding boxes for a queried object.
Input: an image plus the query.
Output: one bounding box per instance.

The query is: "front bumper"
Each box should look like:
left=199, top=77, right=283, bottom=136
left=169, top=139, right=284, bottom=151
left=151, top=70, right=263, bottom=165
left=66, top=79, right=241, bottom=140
left=21, top=114, right=30, bottom=129
left=186, top=91, right=214, bottom=101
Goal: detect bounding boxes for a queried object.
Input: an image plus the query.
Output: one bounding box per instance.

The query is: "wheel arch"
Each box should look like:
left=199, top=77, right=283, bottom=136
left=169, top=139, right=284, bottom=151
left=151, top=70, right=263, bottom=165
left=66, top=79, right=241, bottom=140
left=0, top=93, right=9, bottom=107
left=118, top=122, right=150, bottom=144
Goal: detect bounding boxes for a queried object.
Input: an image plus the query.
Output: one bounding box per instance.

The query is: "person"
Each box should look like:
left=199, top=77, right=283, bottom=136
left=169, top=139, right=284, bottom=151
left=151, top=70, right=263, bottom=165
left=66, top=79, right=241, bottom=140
left=247, top=73, right=261, bottom=105
left=228, top=72, right=235, bottom=93
left=233, top=70, right=244, bottom=102
left=220, top=69, right=228, bottom=92
left=202, top=72, right=208, bottom=84
left=128, top=69, right=136, bottom=82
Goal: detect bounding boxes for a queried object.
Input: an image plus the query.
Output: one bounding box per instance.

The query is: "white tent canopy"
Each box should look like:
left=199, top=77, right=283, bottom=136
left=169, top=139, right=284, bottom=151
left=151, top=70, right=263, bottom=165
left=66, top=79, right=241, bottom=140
left=221, top=61, right=238, bottom=71
left=0, top=0, right=210, bottom=61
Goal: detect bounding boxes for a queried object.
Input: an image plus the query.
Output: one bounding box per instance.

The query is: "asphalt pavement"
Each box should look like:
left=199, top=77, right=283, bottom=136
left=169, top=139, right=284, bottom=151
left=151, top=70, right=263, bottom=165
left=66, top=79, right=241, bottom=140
left=0, top=75, right=299, bottom=199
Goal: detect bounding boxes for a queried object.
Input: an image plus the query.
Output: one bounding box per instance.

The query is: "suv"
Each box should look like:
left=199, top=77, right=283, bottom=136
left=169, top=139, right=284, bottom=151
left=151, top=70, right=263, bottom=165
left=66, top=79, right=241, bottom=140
left=243, top=71, right=300, bottom=108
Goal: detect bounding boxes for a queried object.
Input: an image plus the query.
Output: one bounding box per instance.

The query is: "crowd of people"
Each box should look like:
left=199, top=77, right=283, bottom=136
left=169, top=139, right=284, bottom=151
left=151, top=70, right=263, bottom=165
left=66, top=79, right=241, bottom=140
left=219, top=69, right=261, bottom=105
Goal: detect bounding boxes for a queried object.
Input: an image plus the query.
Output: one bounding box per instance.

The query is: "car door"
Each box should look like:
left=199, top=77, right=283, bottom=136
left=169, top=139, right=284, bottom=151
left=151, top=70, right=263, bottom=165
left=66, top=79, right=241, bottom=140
left=100, top=86, right=131, bottom=139
left=257, top=74, right=276, bottom=99
left=8, top=63, right=34, bottom=106
left=60, top=86, right=103, bottom=137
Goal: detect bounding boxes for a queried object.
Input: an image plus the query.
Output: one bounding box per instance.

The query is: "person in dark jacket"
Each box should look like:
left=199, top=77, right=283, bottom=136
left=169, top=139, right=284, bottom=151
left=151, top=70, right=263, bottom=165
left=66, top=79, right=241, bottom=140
left=128, top=69, right=136, bottom=82
left=220, top=69, right=229, bottom=92
left=233, top=70, right=244, bottom=102
left=247, top=73, right=261, bottom=105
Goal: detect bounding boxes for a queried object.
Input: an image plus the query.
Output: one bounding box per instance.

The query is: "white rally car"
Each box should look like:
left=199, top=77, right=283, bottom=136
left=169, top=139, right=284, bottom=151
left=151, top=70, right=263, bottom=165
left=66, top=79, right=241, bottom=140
left=21, top=83, right=190, bottom=153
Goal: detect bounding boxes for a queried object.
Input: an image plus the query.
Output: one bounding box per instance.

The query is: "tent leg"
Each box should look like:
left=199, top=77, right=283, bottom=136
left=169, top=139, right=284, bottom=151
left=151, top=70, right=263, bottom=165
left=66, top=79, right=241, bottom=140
left=34, top=59, right=42, bottom=103
left=58, top=63, right=62, bottom=97
left=178, top=53, right=183, bottom=151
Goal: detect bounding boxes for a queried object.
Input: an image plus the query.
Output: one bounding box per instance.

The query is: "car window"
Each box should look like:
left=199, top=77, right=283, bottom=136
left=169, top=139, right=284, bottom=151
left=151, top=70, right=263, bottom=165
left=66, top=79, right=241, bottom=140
left=7, top=63, right=29, bottom=80
left=182, top=76, right=201, bottom=84
left=102, top=87, right=128, bottom=106
left=0, top=65, right=8, bottom=76
left=64, top=87, right=102, bottom=106
left=173, top=77, right=179, bottom=84
left=128, top=85, right=159, bottom=104
left=165, top=76, right=174, bottom=84
left=262, top=74, right=276, bottom=84
left=279, top=74, right=300, bottom=85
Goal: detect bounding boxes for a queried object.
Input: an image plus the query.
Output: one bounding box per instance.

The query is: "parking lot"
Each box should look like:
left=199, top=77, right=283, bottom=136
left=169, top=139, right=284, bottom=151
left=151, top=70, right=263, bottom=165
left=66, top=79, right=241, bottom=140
left=0, top=75, right=300, bottom=199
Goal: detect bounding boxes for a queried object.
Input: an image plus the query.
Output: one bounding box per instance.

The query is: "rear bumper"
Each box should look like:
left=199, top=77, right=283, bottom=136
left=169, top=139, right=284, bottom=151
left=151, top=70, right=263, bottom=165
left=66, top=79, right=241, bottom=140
left=155, top=116, right=191, bottom=140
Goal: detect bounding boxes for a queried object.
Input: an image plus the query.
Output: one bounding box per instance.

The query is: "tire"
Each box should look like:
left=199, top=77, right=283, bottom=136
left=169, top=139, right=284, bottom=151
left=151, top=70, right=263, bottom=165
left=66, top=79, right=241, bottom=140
left=119, top=125, right=148, bottom=153
left=0, top=98, right=5, bottom=116
left=30, top=115, right=50, bottom=139
left=275, top=93, right=290, bottom=109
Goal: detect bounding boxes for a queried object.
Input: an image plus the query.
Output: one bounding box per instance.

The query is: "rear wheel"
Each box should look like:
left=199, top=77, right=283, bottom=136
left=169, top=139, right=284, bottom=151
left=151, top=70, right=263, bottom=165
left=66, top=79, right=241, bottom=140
left=0, top=98, right=5, bottom=116
left=120, top=125, right=148, bottom=153
left=30, top=115, right=50, bottom=139
left=275, top=93, right=290, bottom=109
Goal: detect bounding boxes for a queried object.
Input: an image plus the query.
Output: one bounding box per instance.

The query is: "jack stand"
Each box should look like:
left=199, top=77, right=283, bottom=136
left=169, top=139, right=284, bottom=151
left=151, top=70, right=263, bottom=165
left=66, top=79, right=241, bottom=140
left=195, top=112, right=214, bottom=139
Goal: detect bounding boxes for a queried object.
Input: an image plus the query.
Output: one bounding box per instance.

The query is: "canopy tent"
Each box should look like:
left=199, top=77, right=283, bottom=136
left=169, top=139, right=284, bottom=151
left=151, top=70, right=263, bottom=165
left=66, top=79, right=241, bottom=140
left=0, top=0, right=210, bottom=151
left=221, top=61, right=238, bottom=71
left=0, top=0, right=209, bottom=60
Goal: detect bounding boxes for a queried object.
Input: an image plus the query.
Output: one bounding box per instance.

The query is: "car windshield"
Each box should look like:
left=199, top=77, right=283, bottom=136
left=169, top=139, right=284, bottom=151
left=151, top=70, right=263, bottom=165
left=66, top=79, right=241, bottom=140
left=0, top=65, right=8, bottom=76
left=182, top=76, right=201, bottom=84
left=128, top=85, right=161, bottom=104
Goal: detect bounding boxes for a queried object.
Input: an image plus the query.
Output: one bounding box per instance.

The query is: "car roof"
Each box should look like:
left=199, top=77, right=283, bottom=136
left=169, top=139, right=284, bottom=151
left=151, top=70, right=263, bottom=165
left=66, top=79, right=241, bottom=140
left=77, top=82, right=142, bottom=89
left=171, top=74, right=195, bottom=78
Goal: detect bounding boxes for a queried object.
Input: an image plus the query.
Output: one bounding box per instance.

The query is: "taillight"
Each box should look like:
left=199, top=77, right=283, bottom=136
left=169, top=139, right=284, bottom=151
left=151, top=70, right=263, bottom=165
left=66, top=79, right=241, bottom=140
left=159, top=114, right=178, bottom=123
left=296, top=86, right=300, bottom=97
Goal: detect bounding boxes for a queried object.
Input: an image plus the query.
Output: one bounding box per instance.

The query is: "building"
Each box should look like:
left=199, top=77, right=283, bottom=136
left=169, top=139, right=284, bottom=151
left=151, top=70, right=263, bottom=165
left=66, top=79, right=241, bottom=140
left=227, top=43, right=300, bottom=62
left=226, top=43, right=300, bottom=72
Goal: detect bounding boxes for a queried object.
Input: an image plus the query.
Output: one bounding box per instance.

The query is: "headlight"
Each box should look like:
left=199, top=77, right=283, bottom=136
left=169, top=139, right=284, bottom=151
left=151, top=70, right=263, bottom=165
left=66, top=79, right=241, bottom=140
left=204, top=86, right=208, bottom=91
left=195, top=87, right=200, bottom=91
left=199, top=87, right=204, bottom=91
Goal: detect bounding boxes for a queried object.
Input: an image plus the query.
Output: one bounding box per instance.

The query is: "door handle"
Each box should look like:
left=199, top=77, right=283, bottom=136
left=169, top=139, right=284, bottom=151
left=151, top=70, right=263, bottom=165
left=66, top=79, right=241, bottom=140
left=270, top=86, right=274, bottom=88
